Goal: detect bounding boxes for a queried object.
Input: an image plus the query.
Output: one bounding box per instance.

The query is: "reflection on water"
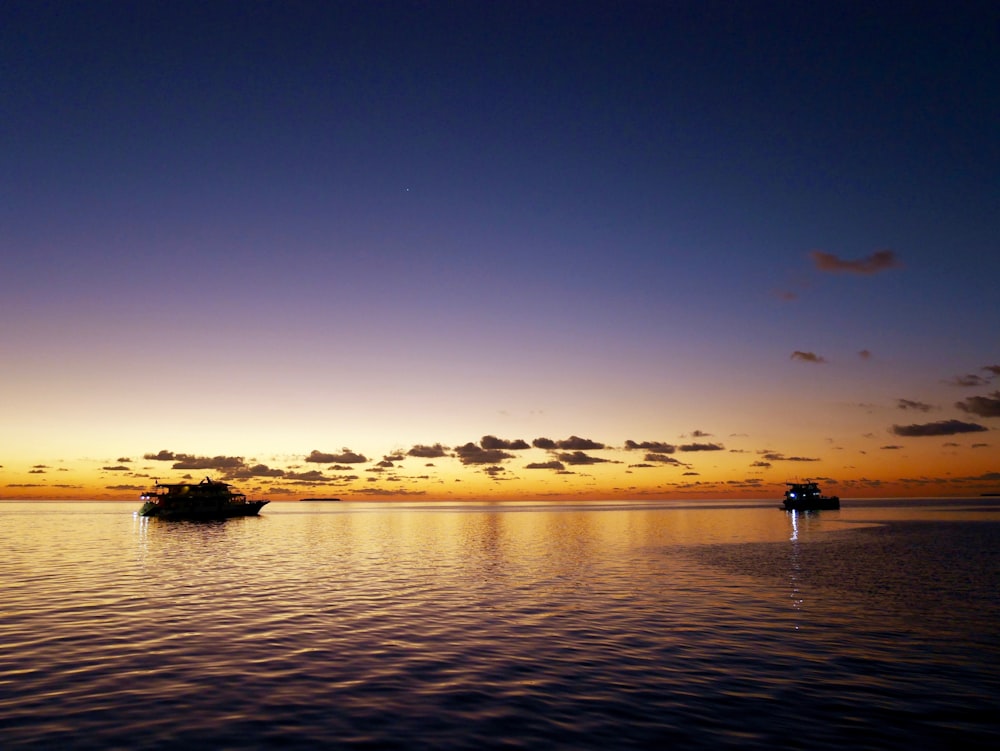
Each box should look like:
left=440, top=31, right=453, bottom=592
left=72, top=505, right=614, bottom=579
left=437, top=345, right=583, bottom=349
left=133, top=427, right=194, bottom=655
left=1, top=500, right=998, bottom=749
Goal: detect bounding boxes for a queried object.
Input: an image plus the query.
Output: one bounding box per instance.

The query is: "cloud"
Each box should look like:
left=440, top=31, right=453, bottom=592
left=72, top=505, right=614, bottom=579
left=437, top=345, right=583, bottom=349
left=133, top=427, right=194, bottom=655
left=174, top=455, right=245, bottom=470
left=624, top=440, right=675, bottom=453
left=690, top=429, right=712, bottom=438
left=144, top=450, right=179, bottom=461
left=558, top=435, right=605, bottom=450
left=760, top=452, right=820, bottom=462
left=750, top=460, right=772, bottom=468
left=407, top=443, right=448, bottom=458
left=790, top=351, right=826, bottom=364
left=306, top=449, right=367, bottom=464
left=142, top=450, right=245, bottom=470
left=480, top=435, right=531, bottom=450
left=644, top=453, right=683, bottom=464
left=858, top=349, right=872, bottom=360
left=455, top=443, right=514, bottom=465
left=955, top=391, right=1000, bottom=418
left=897, top=398, right=934, bottom=412
left=945, top=374, right=989, bottom=387
left=890, top=419, right=988, bottom=437
left=811, top=249, right=900, bottom=274
left=525, top=461, right=565, bottom=470
left=283, top=470, right=330, bottom=482
left=555, top=451, right=608, bottom=465
left=678, top=442, right=724, bottom=452
left=881, top=445, right=904, bottom=450
left=532, top=437, right=557, bottom=450
left=227, top=464, right=286, bottom=478
left=101, top=465, right=130, bottom=471
left=984, top=365, right=1000, bottom=377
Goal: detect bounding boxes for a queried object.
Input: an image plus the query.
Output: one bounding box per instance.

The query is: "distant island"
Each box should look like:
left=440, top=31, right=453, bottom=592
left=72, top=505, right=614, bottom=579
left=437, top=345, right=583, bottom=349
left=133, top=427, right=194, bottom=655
left=300, top=497, right=341, bottom=502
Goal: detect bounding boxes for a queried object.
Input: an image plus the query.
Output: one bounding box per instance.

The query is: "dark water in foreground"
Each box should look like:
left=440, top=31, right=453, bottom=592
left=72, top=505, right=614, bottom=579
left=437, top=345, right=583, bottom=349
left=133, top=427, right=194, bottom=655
left=1, top=498, right=998, bottom=750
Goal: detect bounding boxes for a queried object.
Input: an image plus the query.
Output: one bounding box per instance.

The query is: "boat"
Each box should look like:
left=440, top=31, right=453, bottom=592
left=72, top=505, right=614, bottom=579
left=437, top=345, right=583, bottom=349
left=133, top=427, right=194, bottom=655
left=137, top=477, right=269, bottom=520
left=782, top=480, right=840, bottom=511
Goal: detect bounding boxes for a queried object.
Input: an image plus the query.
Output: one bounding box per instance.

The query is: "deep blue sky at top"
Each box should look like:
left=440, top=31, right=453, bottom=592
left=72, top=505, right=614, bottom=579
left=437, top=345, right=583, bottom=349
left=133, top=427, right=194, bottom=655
left=2, top=1, right=997, bottom=373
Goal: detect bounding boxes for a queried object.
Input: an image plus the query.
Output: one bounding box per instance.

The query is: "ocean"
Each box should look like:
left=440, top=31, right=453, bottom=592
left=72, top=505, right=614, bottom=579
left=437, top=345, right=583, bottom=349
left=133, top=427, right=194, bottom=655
left=1, top=498, right=997, bottom=750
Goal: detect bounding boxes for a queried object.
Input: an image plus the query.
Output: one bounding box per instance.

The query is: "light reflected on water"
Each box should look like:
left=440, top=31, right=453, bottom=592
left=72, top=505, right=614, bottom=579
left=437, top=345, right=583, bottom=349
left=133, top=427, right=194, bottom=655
left=1, top=499, right=998, bottom=749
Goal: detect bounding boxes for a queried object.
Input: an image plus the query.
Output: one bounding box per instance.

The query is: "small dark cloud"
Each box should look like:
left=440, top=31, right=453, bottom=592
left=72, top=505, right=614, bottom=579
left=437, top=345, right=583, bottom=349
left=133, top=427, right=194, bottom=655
left=690, top=429, right=712, bottom=438
left=556, top=435, right=606, bottom=450
left=624, top=440, right=675, bottom=453
left=144, top=450, right=178, bottom=461
left=644, top=453, right=683, bottom=464
left=790, top=351, right=826, bottom=364
left=750, top=461, right=772, bottom=468
left=858, top=349, right=872, bottom=360
left=555, top=451, right=608, bottom=465
left=306, top=449, right=367, bottom=464
left=678, top=442, right=724, bottom=452
left=984, top=365, right=1000, bottom=377
left=532, top=437, right=557, bottom=450
left=142, top=450, right=245, bottom=471
left=880, top=445, right=904, bottom=450
left=173, top=455, right=245, bottom=470
left=101, top=465, right=130, bottom=471
left=480, top=435, right=531, bottom=450
left=897, top=398, right=933, bottom=412
left=407, top=443, right=448, bottom=458
left=525, top=461, right=565, bottom=470
left=116, top=457, right=132, bottom=463
left=811, top=249, right=900, bottom=274
left=945, top=374, right=990, bottom=387
left=890, top=419, right=988, bottom=437
left=760, top=452, right=820, bottom=462
left=283, top=470, right=329, bottom=482
left=955, top=391, right=1000, bottom=418
left=228, top=464, right=285, bottom=478
left=455, top=443, right=514, bottom=465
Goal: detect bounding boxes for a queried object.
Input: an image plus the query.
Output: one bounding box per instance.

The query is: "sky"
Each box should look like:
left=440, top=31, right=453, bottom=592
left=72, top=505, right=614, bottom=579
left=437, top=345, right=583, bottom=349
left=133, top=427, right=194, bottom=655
left=2, top=1, right=998, bottom=501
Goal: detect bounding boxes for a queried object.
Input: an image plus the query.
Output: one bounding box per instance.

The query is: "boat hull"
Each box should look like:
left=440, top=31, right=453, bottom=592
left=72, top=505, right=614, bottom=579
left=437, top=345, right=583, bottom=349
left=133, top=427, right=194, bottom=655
left=139, top=500, right=268, bottom=520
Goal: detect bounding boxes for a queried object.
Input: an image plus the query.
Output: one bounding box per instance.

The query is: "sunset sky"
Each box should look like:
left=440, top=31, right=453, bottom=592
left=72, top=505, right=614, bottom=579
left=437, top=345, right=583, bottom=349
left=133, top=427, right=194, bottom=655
left=2, top=1, right=997, bottom=501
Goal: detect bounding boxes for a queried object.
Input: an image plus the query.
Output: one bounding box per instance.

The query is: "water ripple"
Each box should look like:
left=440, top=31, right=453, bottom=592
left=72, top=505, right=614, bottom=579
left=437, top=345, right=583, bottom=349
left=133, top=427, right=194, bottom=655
left=1, top=502, right=998, bottom=749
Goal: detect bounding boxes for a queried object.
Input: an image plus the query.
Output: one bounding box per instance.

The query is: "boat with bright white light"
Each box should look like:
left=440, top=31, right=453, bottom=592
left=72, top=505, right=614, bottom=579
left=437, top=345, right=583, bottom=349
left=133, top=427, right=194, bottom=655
left=782, top=480, right=840, bottom=511
left=138, top=477, right=269, bottom=520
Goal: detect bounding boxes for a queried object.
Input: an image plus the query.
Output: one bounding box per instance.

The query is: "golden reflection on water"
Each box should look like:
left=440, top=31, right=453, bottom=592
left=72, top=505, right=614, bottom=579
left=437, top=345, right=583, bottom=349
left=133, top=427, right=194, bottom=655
left=1, top=500, right=998, bottom=750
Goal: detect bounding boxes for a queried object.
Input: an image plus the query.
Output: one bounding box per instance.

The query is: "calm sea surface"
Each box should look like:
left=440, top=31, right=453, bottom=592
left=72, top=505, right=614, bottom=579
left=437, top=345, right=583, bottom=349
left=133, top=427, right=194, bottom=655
left=1, top=498, right=998, bottom=750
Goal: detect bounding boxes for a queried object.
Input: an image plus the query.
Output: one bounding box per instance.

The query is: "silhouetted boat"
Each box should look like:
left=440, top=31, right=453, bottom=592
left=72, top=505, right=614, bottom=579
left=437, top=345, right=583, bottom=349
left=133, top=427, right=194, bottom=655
left=137, top=477, right=268, bottom=520
left=782, top=480, right=840, bottom=511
